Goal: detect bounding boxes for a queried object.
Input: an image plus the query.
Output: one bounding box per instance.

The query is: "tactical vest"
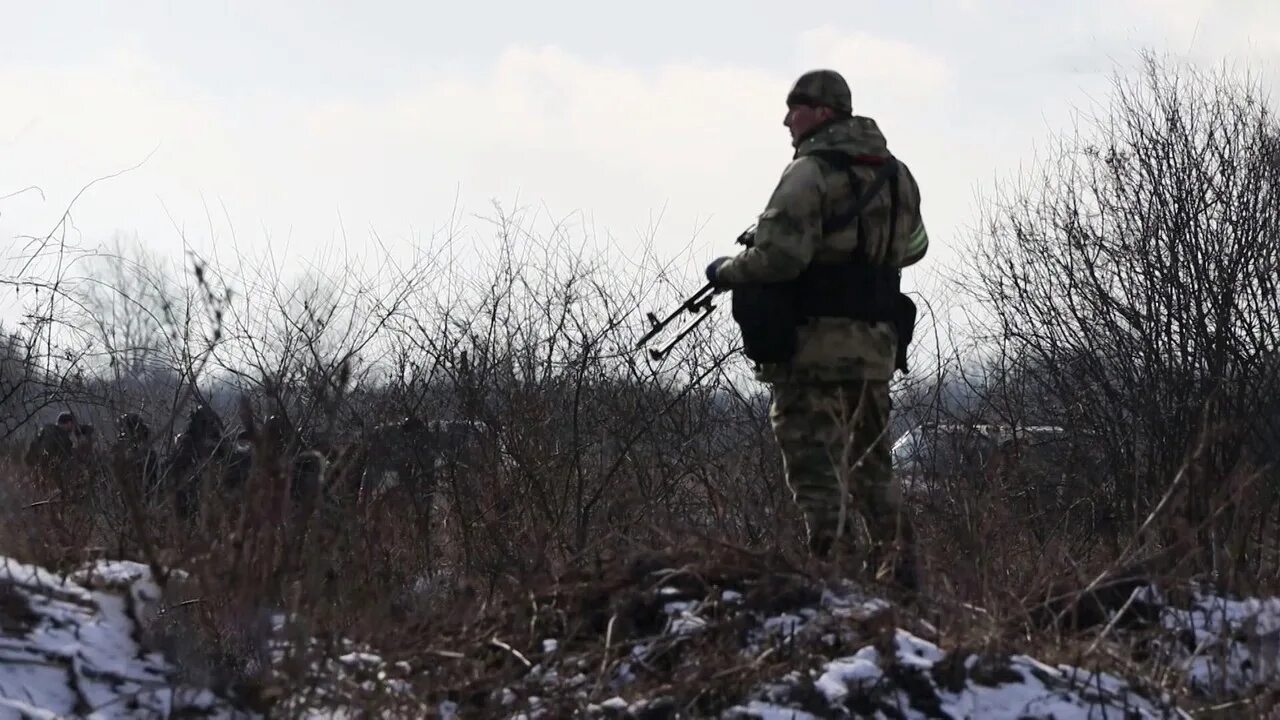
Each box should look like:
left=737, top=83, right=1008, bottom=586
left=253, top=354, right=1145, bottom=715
left=731, top=152, right=917, bottom=372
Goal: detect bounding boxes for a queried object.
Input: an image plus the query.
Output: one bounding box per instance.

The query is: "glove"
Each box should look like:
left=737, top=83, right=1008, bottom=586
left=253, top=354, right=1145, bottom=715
left=706, top=257, right=731, bottom=288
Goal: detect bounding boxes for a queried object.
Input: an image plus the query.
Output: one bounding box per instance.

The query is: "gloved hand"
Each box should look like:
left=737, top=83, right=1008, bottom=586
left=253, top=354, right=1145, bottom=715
left=706, top=257, right=731, bottom=288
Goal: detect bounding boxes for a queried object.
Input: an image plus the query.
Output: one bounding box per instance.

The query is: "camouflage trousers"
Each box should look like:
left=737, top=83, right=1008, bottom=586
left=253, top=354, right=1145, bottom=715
left=769, top=379, right=917, bottom=584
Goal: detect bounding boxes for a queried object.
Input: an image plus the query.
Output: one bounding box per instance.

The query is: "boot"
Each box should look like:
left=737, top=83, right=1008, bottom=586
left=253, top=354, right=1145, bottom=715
left=890, top=548, right=921, bottom=597
left=868, top=540, right=921, bottom=599
left=807, top=530, right=835, bottom=560
left=809, top=525, right=873, bottom=582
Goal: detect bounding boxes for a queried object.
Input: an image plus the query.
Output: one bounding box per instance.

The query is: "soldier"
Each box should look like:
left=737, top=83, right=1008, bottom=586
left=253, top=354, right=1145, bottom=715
left=74, top=422, right=97, bottom=462
left=261, top=413, right=326, bottom=511
left=705, top=69, right=930, bottom=593
left=111, top=413, right=161, bottom=506
left=24, top=411, right=78, bottom=477
left=221, top=427, right=254, bottom=492
left=165, top=404, right=228, bottom=518
left=358, top=415, right=429, bottom=505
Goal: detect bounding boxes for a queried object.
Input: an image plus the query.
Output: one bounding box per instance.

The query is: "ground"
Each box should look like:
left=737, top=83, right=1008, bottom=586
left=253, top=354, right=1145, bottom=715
left=3, top=547, right=1277, bottom=718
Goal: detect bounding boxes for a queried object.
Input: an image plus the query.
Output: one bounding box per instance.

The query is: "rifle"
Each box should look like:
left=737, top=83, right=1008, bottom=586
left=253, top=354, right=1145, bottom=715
left=634, top=226, right=756, bottom=361
left=634, top=282, right=720, bottom=361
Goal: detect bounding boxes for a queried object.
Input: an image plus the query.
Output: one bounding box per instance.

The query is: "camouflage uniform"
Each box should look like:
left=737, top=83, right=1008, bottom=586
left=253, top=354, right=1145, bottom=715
left=165, top=404, right=228, bottom=519
left=24, top=419, right=76, bottom=477
left=111, top=414, right=160, bottom=505
left=712, top=70, right=930, bottom=589
left=359, top=416, right=430, bottom=505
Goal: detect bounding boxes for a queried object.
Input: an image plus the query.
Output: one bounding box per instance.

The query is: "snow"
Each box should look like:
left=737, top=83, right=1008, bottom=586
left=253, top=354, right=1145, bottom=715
left=1153, top=587, right=1280, bottom=697
left=731, top=628, right=1189, bottom=719
left=588, top=696, right=628, bottom=712
left=2, top=550, right=1277, bottom=719
left=497, top=577, right=1203, bottom=719
left=813, top=655, right=882, bottom=701
left=726, top=701, right=822, bottom=720
left=266, top=619, right=423, bottom=717
left=0, top=556, right=248, bottom=719
left=530, top=573, right=1276, bottom=718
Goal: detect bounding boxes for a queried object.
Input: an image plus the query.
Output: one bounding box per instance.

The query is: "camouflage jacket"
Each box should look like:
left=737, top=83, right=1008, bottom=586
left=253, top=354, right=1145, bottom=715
left=715, top=115, right=929, bottom=383
left=24, top=424, right=74, bottom=470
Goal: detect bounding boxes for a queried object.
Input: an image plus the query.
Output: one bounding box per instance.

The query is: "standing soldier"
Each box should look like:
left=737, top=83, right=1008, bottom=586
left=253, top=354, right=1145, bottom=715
left=112, top=413, right=161, bottom=506
left=165, top=404, right=228, bottom=519
left=24, top=411, right=79, bottom=478
left=74, top=423, right=97, bottom=463
left=705, top=70, right=930, bottom=592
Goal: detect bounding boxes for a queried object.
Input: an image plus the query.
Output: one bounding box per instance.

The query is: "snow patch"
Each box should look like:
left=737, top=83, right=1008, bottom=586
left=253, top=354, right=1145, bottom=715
left=734, top=629, right=1188, bottom=719
left=0, top=555, right=248, bottom=719
left=1154, top=588, right=1280, bottom=697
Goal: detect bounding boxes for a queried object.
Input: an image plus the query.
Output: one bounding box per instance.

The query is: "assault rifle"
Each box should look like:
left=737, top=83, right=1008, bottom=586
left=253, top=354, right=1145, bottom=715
left=634, top=226, right=755, bottom=361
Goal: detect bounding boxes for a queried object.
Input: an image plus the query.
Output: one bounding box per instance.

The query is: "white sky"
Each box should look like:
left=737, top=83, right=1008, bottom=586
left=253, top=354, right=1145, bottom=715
left=2, top=1, right=1278, bottom=328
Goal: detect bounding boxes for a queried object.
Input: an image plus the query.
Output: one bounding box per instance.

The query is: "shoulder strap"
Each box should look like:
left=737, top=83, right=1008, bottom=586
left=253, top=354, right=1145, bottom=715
left=884, top=163, right=900, bottom=265
left=807, top=151, right=899, bottom=238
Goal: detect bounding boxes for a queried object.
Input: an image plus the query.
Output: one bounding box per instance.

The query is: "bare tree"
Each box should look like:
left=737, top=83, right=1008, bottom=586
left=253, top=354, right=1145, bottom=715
left=0, top=187, right=101, bottom=443
left=963, top=53, right=1280, bottom=577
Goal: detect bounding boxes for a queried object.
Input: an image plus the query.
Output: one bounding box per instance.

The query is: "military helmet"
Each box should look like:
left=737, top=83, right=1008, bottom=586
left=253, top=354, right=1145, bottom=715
left=786, top=69, right=852, bottom=115
left=57, top=410, right=76, bottom=425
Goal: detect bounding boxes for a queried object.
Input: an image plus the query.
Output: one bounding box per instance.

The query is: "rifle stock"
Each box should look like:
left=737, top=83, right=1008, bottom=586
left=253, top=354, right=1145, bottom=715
left=634, top=281, right=720, bottom=361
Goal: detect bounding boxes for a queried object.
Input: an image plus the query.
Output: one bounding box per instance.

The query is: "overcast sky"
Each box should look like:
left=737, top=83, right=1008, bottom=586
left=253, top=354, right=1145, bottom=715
left=2, top=0, right=1278, bottom=325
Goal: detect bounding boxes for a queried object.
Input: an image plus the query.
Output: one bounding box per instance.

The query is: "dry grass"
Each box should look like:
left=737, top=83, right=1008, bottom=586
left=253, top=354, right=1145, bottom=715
left=1, top=205, right=1277, bottom=717
left=3, top=413, right=1279, bottom=718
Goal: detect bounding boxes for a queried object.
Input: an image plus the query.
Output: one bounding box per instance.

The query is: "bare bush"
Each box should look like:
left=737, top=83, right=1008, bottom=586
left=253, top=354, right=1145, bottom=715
left=961, top=54, right=1280, bottom=583
left=9, top=54, right=1280, bottom=717
left=0, top=200, right=804, bottom=705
